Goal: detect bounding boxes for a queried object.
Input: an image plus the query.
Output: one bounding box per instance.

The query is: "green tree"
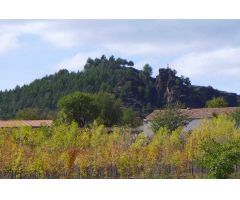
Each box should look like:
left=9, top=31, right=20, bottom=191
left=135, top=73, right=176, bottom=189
left=94, top=92, right=123, bottom=126
left=187, top=115, right=240, bottom=179
left=1, top=54, right=237, bottom=120
left=151, top=102, right=189, bottom=132
left=58, top=92, right=124, bottom=127
left=206, top=97, right=228, bottom=108
left=142, top=64, right=153, bottom=76
left=122, top=108, right=141, bottom=127
left=198, top=139, right=240, bottom=178
left=58, top=92, right=98, bottom=127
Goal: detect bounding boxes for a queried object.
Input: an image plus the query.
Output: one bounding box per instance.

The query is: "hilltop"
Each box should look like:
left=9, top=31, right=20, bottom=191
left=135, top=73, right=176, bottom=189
left=0, top=55, right=239, bottom=119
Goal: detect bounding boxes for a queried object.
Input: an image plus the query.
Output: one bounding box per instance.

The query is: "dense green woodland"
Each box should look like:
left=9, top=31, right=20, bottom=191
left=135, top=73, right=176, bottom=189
left=0, top=55, right=239, bottom=119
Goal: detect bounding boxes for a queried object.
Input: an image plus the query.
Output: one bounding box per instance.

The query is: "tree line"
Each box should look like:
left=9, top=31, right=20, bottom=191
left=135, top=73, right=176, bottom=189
left=1, top=55, right=238, bottom=120
left=0, top=55, right=156, bottom=119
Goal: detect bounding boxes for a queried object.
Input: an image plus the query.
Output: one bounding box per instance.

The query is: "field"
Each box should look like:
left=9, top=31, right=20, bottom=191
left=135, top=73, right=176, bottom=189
left=0, top=115, right=239, bottom=179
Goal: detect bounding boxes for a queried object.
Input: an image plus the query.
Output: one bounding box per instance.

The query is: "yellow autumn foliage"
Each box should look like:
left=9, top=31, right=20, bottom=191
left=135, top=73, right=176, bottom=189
left=0, top=115, right=239, bottom=178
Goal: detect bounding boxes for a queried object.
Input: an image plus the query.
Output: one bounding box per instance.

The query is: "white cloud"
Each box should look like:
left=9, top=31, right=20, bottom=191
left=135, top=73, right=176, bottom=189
left=0, top=21, right=50, bottom=54
left=171, top=47, right=240, bottom=93
left=56, top=51, right=102, bottom=71
left=1, top=20, right=240, bottom=93
left=40, top=30, right=79, bottom=48
left=172, top=47, right=240, bottom=77
left=104, top=41, right=201, bottom=57
left=0, top=33, right=19, bottom=54
left=0, top=20, right=214, bottom=56
left=0, top=20, right=239, bottom=57
left=0, top=21, right=83, bottom=54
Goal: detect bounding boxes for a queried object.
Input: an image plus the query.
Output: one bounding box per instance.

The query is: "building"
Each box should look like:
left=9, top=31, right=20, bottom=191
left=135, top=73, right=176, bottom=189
left=0, top=120, right=53, bottom=128
left=143, top=107, right=238, bottom=136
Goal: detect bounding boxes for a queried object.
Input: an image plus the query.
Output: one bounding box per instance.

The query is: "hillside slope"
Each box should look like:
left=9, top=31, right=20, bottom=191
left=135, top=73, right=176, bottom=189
left=0, top=55, right=239, bottom=119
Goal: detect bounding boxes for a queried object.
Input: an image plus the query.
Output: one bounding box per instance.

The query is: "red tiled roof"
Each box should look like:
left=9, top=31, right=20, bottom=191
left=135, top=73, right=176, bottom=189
left=0, top=120, right=53, bottom=128
left=146, top=107, right=238, bottom=121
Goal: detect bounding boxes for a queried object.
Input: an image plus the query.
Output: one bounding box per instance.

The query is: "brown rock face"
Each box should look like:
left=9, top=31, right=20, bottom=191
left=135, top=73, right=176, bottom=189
left=155, top=68, right=239, bottom=108
left=156, top=68, right=179, bottom=104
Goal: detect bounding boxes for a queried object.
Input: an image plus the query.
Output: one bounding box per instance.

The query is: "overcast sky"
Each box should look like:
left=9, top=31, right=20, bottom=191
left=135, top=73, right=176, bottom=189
left=0, top=20, right=240, bottom=94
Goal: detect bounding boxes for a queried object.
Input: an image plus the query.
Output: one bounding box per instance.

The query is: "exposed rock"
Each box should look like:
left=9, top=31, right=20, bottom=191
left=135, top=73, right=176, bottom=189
left=0, top=56, right=239, bottom=119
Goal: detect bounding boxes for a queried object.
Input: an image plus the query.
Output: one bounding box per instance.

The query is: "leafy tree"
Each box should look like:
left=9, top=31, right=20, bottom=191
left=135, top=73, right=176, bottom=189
left=94, top=92, right=123, bottom=126
left=180, top=75, right=191, bottom=86
left=198, top=139, right=240, bottom=178
left=58, top=92, right=98, bottom=127
left=122, top=108, right=141, bottom=127
left=58, top=92, right=124, bottom=127
left=187, top=115, right=240, bottom=178
left=206, top=97, right=228, bottom=108
left=151, top=102, right=189, bottom=132
left=142, top=64, right=153, bottom=76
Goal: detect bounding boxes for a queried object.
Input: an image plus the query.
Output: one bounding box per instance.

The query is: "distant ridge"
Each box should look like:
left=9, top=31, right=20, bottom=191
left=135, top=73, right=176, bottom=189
left=0, top=55, right=239, bottom=119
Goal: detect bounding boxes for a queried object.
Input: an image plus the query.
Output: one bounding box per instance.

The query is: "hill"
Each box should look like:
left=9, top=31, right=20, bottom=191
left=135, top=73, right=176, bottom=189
left=0, top=55, right=239, bottom=119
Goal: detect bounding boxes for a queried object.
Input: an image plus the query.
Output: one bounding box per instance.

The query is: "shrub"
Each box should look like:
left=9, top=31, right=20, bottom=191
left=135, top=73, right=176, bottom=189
left=206, top=97, right=228, bottom=108
left=186, top=115, right=240, bottom=178
left=94, top=92, right=123, bottom=126
left=151, top=102, right=189, bottom=132
left=122, top=108, right=141, bottom=127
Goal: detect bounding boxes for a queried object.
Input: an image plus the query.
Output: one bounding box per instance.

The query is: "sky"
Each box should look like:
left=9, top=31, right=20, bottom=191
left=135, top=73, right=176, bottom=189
left=0, top=19, right=240, bottom=94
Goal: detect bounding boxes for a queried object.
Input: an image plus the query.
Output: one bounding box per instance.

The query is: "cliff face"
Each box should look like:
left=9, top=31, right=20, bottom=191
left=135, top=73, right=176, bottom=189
left=114, top=66, right=239, bottom=112
left=154, top=68, right=239, bottom=108
left=155, top=68, right=190, bottom=104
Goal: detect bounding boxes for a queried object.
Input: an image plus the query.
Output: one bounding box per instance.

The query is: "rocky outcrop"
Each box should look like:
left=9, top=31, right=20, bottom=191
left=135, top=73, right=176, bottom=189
left=0, top=56, right=239, bottom=119
left=154, top=68, right=239, bottom=108
left=156, top=68, right=177, bottom=103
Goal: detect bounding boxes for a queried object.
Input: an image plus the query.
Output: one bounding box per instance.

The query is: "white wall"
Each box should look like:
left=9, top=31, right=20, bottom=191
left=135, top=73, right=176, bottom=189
left=183, top=119, right=202, bottom=132
left=143, top=118, right=202, bottom=136
left=143, top=121, right=154, bottom=137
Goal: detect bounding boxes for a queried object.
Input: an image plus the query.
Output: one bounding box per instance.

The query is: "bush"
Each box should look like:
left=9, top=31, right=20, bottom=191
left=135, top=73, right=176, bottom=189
left=122, top=108, right=141, bottom=127
left=206, top=97, right=228, bottom=108
left=186, top=115, right=240, bottom=178
left=199, top=139, right=240, bottom=178
left=151, top=102, right=189, bottom=132
left=94, top=92, right=123, bottom=126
